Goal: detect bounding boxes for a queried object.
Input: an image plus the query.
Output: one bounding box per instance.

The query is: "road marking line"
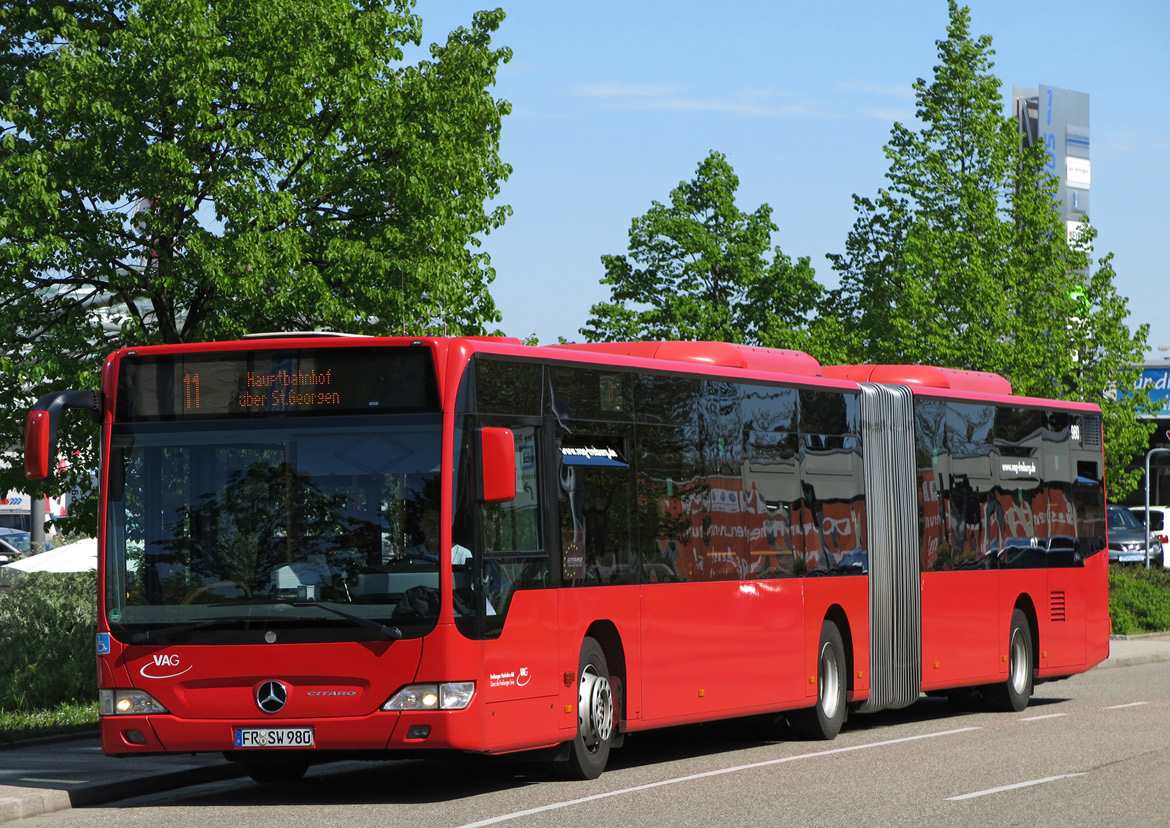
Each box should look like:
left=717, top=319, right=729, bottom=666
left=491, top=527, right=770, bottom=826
left=1103, top=702, right=1149, bottom=710
left=946, top=773, right=1085, bottom=801
left=1018, top=713, right=1068, bottom=721
left=453, top=727, right=981, bottom=828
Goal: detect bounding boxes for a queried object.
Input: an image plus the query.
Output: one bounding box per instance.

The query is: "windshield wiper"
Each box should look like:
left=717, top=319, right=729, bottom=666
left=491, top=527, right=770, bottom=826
left=288, top=601, right=403, bottom=640
left=128, top=619, right=236, bottom=644
left=204, top=598, right=404, bottom=640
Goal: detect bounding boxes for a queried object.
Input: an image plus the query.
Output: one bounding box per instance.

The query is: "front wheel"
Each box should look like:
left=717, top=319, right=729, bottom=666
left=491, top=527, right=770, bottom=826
left=789, top=621, right=847, bottom=740
left=553, top=637, right=615, bottom=780
left=986, top=609, right=1034, bottom=712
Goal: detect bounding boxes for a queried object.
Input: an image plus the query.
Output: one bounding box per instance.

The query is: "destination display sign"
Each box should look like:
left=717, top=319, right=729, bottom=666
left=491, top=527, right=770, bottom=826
left=115, top=347, right=439, bottom=421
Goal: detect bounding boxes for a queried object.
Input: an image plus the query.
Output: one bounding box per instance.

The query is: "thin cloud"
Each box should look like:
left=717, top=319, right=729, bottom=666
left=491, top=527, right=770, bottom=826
left=573, top=79, right=920, bottom=120
left=574, top=81, right=689, bottom=99
left=497, top=59, right=547, bottom=78
left=838, top=79, right=916, bottom=98
left=1104, top=129, right=1170, bottom=154
left=863, top=106, right=917, bottom=123
left=573, top=81, right=814, bottom=117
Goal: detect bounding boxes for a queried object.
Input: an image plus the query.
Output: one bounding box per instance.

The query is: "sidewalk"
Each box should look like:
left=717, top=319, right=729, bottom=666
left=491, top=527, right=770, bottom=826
left=0, top=735, right=243, bottom=823
left=1096, top=630, right=1170, bottom=669
left=4, top=634, right=1170, bottom=823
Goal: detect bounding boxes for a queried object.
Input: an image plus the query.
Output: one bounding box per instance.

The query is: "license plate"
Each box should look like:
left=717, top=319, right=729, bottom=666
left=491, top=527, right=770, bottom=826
left=233, top=727, right=314, bottom=748
left=1119, top=554, right=1145, bottom=563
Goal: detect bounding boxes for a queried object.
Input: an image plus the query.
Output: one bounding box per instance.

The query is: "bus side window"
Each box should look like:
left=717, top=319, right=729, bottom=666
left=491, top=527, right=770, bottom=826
left=476, top=425, right=544, bottom=634
left=481, top=426, right=540, bottom=553
left=558, top=434, right=634, bottom=586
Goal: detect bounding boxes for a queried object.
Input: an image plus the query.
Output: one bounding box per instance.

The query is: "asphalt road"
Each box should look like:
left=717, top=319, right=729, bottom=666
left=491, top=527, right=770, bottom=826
left=3, top=640, right=1170, bottom=828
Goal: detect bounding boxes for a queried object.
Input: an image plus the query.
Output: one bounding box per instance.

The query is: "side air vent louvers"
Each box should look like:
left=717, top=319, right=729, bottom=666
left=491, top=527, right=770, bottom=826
left=1081, top=415, right=1102, bottom=448
left=1050, top=591, right=1067, bottom=623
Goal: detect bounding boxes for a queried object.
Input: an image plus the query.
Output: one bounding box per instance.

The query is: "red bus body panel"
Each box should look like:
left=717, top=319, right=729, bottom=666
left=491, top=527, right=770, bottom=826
left=83, top=336, right=1108, bottom=762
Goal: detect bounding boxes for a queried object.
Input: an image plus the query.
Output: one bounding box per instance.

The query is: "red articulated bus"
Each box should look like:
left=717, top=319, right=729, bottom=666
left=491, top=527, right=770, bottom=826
left=24, top=336, right=1109, bottom=782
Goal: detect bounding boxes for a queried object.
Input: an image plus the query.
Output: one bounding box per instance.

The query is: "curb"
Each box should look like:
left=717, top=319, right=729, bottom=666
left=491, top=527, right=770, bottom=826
left=1098, top=650, right=1170, bottom=670
left=0, top=786, right=71, bottom=823
left=1097, top=631, right=1170, bottom=670
left=0, top=763, right=245, bottom=824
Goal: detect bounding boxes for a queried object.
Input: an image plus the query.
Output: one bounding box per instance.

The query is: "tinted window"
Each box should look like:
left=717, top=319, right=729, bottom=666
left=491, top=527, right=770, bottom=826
left=799, top=392, right=865, bottom=574
left=549, top=367, right=632, bottom=422
left=636, top=424, right=700, bottom=582
left=635, top=374, right=699, bottom=425
left=474, top=359, right=543, bottom=416
left=558, top=434, right=636, bottom=585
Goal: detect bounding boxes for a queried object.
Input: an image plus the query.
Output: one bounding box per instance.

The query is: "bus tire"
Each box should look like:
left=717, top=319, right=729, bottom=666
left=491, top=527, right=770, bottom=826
left=553, top=637, right=615, bottom=780
left=987, top=609, right=1034, bottom=712
left=789, top=621, right=847, bottom=740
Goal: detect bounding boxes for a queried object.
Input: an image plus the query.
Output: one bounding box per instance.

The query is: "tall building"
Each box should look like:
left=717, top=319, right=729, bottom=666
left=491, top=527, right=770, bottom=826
left=1019, top=86, right=1170, bottom=508
left=1013, top=86, right=1090, bottom=248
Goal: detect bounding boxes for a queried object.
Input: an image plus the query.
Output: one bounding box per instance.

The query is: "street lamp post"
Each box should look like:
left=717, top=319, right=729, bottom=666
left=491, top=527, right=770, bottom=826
left=1144, top=448, right=1170, bottom=568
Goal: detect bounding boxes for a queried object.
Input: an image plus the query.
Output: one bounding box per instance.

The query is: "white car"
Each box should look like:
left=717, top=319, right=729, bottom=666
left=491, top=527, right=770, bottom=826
left=1129, top=506, right=1170, bottom=569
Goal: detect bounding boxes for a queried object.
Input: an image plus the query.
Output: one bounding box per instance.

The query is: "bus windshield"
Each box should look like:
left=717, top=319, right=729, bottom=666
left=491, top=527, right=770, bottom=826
left=105, top=413, right=448, bottom=641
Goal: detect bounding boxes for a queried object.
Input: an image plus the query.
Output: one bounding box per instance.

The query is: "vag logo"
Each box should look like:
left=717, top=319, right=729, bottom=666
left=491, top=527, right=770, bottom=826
left=139, top=653, right=193, bottom=680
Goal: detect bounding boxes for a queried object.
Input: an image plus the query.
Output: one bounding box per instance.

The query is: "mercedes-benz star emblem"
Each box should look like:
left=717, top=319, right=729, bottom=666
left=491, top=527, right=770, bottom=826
left=256, top=680, right=288, bottom=714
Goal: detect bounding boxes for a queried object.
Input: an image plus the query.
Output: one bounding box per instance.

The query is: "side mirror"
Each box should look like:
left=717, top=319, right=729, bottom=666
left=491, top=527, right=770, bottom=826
left=24, top=409, right=53, bottom=481
left=478, top=427, right=516, bottom=503
left=24, top=390, right=102, bottom=481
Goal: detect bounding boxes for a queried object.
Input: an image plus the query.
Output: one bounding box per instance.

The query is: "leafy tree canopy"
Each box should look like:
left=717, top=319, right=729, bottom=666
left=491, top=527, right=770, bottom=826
left=581, top=150, right=822, bottom=352
left=822, top=0, right=1152, bottom=494
left=0, top=0, right=512, bottom=519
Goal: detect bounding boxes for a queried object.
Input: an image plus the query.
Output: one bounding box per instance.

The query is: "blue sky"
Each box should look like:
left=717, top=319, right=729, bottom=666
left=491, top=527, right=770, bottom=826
left=417, top=1, right=1169, bottom=360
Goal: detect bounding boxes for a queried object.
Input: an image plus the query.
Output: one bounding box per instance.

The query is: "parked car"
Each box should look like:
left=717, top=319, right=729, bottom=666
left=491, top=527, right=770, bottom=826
left=0, top=536, right=18, bottom=565
left=0, top=527, right=53, bottom=556
left=1108, top=504, right=1163, bottom=565
left=1128, top=505, right=1170, bottom=570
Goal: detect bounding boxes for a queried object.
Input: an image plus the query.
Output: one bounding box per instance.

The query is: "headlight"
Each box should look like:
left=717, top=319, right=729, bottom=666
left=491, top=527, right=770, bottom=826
left=99, top=689, right=168, bottom=716
left=382, top=682, right=475, bottom=711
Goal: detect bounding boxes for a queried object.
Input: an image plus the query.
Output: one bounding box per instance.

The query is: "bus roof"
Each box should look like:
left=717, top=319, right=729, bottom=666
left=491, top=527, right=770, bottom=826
left=104, top=336, right=1098, bottom=412
left=549, top=341, right=824, bottom=377
left=821, top=363, right=1013, bottom=395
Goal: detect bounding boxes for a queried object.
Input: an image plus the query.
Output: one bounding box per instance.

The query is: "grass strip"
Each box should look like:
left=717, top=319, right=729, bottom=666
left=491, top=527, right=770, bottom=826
left=0, top=701, right=98, bottom=745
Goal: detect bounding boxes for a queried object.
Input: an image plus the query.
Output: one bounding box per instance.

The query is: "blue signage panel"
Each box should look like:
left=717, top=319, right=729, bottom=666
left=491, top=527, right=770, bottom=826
left=1136, top=367, right=1170, bottom=417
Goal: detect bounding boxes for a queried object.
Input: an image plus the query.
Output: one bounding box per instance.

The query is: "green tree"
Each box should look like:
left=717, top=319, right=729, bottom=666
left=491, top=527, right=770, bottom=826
left=581, top=151, right=822, bottom=351
left=823, top=1, right=1151, bottom=493
left=0, top=0, right=511, bottom=516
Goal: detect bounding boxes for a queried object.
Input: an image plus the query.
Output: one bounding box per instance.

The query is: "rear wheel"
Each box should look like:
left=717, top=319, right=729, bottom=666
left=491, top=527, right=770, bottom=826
left=789, top=621, right=847, bottom=740
left=986, top=609, right=1034, bottom=712
left=553, top=637, right=615, bottom=780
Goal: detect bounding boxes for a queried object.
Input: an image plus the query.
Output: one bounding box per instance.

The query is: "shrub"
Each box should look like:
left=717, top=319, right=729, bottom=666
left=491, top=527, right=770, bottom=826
left=1109, top=565, right=1170, bottom=636
left=0, top=571, right=97, bottom=711
left=0, top=701, right=99, bottom=744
